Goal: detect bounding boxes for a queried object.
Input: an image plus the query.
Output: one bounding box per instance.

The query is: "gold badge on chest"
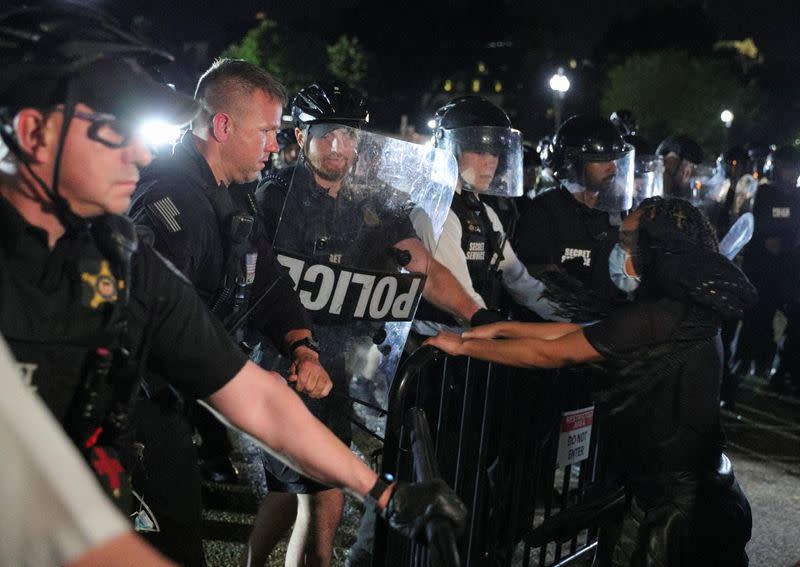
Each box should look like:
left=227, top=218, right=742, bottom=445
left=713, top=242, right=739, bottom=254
left=81, top=259, right=124, bottom=309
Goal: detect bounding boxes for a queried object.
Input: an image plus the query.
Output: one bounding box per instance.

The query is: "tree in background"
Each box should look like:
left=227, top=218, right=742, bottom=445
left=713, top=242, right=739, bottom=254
left=221, top=19, right=368, bottom=98
left=220, top=19, right=327, bottom=97
left=327, top=36, right=368, bottom=91
left=600, top=50, right=768, bottom=157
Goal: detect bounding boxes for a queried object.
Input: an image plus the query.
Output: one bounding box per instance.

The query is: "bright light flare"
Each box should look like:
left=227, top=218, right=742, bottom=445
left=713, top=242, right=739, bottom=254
left=138, top=119, right=182, bottom=147
left=720, top=109, right=734, bottom=126
left=549, top=72, right=570, bottom=93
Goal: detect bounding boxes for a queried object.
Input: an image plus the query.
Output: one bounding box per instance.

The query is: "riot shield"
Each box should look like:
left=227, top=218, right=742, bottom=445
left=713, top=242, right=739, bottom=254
left=632, top=154, right=664, bottom=208
left=268, top=129, right=458, bottom=434
left=688, top=164, right=729, bottom=207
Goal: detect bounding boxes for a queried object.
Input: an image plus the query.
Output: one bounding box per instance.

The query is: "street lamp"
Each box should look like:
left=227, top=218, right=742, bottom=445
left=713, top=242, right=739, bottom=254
left=720, top=109, right=734, bottom=150
left=549, top=67, right=570, bottom=130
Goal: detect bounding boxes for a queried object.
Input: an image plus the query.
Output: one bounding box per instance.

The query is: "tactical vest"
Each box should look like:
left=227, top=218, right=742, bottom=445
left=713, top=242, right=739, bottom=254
left=206, top=184, right=262, bottom=342
left=415, top=192, right=504, bottom=325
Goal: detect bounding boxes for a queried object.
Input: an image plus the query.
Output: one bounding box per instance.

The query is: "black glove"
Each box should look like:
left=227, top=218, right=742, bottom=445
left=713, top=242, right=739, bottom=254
left=382, top=479, right=468, bottom=541
left=469, top=308, right=505, bottom=327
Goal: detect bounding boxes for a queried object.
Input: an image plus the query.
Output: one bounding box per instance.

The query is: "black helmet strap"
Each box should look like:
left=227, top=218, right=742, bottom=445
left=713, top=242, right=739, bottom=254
left=48, top=78, right=84, bottom=230
left=1, top=76, right=84, bottom=232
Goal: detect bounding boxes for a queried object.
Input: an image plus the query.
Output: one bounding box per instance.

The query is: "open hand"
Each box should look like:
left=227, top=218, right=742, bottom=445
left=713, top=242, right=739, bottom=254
left=423, top=331, right=464, bottom=356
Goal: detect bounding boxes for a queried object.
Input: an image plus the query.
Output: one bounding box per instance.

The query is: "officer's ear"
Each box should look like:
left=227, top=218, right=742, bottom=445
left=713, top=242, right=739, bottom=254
left=295, top=126, right=306, bottom=149
left=13, top=108, right=57, bottom=164
left=210, top=112, right=232, bottom=142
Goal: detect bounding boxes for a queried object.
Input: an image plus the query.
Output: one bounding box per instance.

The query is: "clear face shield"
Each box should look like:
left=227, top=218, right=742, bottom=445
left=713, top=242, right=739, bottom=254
left=687, top=164, right=729, bottom=206
left=564, top=146, right=635, bottom=213
left=439, top=126, right=523, bottom=197
left=632, top=154, right=664, bottom=208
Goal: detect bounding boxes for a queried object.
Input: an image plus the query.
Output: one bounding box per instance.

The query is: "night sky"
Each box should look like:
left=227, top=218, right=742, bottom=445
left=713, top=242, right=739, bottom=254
left=8, top=0, right=799, bottom=138
left=89, top=0, right=800, bottom=66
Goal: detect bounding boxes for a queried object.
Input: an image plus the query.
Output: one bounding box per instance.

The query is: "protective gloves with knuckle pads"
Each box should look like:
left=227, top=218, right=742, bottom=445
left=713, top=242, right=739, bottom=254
left=382, top=479, right=468, bottom=541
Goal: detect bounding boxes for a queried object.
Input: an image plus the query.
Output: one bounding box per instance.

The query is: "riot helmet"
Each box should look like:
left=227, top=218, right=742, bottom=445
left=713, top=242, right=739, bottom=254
left=0, top=2, right=197, bottom=225
left=656, top=134, right=704, bottom=198
left=545, top=114, right=635, bottom=212
left=624, top=135, right=663, bottom=207
left=656, top=135, right=703, bottom=165
left=432, top=96, right=523, bottom=196
left=609, top=109, right=637, bottom=137
left=763, top=145, right=800, bottom=188
left=292, top=81, right=369, bottom=130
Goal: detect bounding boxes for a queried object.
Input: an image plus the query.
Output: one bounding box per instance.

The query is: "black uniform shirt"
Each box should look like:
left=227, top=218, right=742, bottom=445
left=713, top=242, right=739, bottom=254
left=743, top=183, right=800, bottom=283
left=0, top=197, right=248, bottom=420
left=129, top=132, right=311, bottom=346
left=514, top=186, right=624, bottom=306
left=583, top=298, right=721, bottom=475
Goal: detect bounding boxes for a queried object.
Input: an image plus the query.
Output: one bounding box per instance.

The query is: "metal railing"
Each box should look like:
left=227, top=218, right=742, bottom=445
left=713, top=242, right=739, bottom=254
left=374, top=345, right=623, bottom=566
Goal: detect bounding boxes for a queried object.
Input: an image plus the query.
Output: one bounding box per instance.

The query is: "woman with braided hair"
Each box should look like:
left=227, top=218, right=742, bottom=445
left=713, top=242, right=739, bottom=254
left=427, top=197, right=756, bottom=566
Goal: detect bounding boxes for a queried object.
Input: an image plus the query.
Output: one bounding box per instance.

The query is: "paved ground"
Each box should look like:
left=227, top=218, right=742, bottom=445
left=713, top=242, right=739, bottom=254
left=198, top=371, right=800, bottom=566
left=721, top=373, right=800, bottom=567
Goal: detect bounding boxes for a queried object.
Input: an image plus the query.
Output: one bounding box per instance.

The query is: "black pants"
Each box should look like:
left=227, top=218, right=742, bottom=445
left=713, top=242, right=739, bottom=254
left=775, top=307, right=800, bottom=389
left=594, top=470, right=749, bottom=567
left=594, top=473, right=698, bottom=567
left=735, top=278, right=782, bottom=375
left=131, top=394, right=206, bottom=567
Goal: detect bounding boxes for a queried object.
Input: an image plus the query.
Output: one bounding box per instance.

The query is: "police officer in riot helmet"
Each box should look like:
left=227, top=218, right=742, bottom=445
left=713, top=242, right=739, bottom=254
left=705, top=146, right=750, bottom=236
left=412, top=95, right=563, bottom=337
left=737, top=146, right=800, bottom=390
left=250, top=81, right=480, bottom=567
left=656, top=134, right=704, bottom=198
left=435, top=95, right=522, bottom=239
left=713, top=145, right=754, bottom=410
left=771, top=147, right=800, bottom=396
left=514, top=115, right=635, bottom=318
left=0, top=5, right=467, bottom=567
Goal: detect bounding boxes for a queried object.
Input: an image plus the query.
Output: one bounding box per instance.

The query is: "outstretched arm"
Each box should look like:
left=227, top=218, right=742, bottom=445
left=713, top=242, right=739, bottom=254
left=462, top=320, right=581, bottom=341
left=424, top=328, right=602, bottom=369
left=208, top=361, right=380, bottom=499
left=207, top=362, right=468, bottom=539
left=398, top=237, right=481, bottom=324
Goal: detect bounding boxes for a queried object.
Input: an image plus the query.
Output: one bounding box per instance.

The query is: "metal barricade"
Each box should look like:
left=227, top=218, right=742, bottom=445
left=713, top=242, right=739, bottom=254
left=373, top=345, right=624, bottom=567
